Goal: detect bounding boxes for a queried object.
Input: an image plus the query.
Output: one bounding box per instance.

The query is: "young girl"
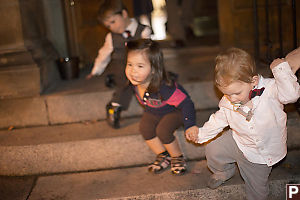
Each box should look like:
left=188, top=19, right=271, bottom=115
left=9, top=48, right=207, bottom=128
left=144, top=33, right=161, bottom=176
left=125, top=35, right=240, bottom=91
left=125, top=39, right=198, bottom=175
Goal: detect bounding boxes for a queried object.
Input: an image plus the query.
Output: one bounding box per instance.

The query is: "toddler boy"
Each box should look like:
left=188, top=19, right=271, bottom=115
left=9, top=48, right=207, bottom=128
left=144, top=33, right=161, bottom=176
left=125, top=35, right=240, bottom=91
left=186, top=47, right=300, bottom=200
left=87, top=0, right=151, bottom=128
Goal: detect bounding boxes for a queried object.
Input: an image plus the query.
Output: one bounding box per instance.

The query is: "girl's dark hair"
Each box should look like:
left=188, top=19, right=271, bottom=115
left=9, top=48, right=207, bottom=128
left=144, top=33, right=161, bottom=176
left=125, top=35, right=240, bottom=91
left=126, top=39, right=172, bottom=93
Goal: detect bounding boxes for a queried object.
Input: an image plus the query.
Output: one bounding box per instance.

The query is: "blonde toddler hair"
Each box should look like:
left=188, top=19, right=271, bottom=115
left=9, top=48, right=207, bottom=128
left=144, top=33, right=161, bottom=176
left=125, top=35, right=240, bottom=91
left=215, top=47, right=257, bottom=87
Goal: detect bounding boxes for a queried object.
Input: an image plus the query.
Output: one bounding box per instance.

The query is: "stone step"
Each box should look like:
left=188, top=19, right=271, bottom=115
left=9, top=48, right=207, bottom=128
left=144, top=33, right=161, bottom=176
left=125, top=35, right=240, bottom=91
left=0, top=50, right=34, bottom=67
left=9, top=150, right=300, bottom=200
left=0, top=110, right=299, bottom=176
left=0, top=63, right=40, bottom=99
left=0, top=45, right=274, bottom=129
left=0, top=81, right=221, bottom=129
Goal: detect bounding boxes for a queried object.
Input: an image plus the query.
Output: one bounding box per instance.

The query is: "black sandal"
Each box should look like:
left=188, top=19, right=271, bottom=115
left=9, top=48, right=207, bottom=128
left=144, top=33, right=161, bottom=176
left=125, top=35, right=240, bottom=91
left=171, top=155, right=187, bottom=175
left=148, top=151, right=171, bottom=174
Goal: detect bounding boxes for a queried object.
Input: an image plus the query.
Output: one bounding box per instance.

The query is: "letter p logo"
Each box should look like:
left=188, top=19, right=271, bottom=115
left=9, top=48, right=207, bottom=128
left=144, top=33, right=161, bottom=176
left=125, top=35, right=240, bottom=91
left=287, top=184, right=300, bottom=199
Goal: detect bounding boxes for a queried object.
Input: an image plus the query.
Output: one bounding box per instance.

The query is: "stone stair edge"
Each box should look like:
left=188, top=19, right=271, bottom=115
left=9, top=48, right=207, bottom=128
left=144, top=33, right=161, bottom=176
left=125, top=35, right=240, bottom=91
left=27, top=150, right=300, bottom=200
left=0, top=109, right=219, bottom=146
left=0, top=126, right=298, bottom=176
left=103, top=178, right=300, bottom=200
left=0, top=81, right=220, bottom=129
left=0, top=108, right=298, bottom=146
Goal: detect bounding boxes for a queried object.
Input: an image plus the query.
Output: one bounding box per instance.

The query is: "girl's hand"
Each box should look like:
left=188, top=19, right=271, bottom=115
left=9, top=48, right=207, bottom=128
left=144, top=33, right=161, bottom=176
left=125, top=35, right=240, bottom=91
left=185, top=126, right=199, bottom=143
left=270, top=58, right=285, bottom=70
left=285, top=47, right=300, bottom=74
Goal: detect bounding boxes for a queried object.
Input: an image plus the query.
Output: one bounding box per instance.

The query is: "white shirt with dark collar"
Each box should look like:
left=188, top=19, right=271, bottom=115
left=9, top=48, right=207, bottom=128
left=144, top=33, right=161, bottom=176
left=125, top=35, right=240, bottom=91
left=91, top=18, right=152, bottom=76
left=197, top=62, right=300, bottom=166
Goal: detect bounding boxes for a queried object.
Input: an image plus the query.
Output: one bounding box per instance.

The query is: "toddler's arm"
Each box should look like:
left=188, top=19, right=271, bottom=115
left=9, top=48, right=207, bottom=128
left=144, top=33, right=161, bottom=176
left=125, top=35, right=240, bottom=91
left=285, top=47, right=300, bottom=74
left=87, top=33, right=113, bottom=79
left=185, top=125, right=199, bottom=143
left=270, top=51, right=300, bottom=104
left=186, top=106, right=229, bottom=144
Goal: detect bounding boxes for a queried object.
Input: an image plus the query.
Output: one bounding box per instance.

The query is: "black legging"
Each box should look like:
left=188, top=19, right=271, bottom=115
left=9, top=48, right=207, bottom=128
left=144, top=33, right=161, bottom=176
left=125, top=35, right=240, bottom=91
left=139, top=110, right=183, bottom=144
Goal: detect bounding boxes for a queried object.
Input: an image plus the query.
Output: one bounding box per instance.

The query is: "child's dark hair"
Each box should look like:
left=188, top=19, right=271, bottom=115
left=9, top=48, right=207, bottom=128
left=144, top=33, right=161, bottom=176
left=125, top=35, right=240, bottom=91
left=126, top=39, right=172, bottom=93
left=97, top=0, right=127, bottom=22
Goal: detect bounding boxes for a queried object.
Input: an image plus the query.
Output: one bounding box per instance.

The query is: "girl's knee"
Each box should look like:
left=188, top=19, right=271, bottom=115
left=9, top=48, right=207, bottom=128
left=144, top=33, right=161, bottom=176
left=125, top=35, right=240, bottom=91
left=156, top=130, right=175, bottom=144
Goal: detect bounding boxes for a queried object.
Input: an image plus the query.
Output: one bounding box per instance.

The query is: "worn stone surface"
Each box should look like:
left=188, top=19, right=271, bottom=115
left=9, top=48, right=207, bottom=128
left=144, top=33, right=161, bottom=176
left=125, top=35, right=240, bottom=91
left=0, top=64, right=40, bottom=99
left=0, top=110, right=298, bottom=176
left=0, top=110, right=213, bottom=176
left=0, top=46, right=275, bottom=128
left=0, top=96, right=48, bottom=129
left=0, top=0, right=25, bottom=51
left=0, top=175, right=35, bottom=200
left=27, top=150, right=300, bottom=200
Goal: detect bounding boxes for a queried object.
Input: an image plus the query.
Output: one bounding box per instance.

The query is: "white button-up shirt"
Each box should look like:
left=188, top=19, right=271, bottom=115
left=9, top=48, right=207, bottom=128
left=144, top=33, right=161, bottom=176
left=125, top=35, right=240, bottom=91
left=91, top=18, right=152, bottom=76
left=197, top=62, right=300, bottom=166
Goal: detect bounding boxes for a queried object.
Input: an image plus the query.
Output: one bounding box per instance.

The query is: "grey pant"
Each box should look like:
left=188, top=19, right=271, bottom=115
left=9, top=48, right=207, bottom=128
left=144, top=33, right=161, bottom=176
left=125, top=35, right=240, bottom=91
left=205, top=130, right=272, bottom=200
left=104, top=60, right=133, bottom=110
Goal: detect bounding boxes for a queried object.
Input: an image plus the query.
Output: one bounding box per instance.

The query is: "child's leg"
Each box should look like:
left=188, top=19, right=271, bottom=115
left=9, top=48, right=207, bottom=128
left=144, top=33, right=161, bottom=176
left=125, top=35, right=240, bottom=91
left=140, top=112, right=171, bottom=173
left=236, top=153, right=272, bottom=200
left=155, top=110, right=183, bottom=155
left=209, top=130, right=272, bottom=199
left=105, top=61, right=132, bottom=128
left=156, top=110, right=186, bottom=174
left=164, top=139, right=182, bottom=157
left=110, top=59, right=132, bottom=110
left=205, top=130, right=237, bottom=182
left=111, top=84, right=133, bottom=111
left=145, top=137, right=166, bottom=155
left=143, top=132, right=182, bottom=157
left=107, top=86, right=132, bottom=128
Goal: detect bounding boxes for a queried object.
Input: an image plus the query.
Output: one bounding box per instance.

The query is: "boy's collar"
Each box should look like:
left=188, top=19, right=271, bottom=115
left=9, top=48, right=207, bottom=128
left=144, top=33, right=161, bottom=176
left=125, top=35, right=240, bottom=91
left=123, top=18, right=137, bottom=38
left=251, top=74, right=265, bottom=109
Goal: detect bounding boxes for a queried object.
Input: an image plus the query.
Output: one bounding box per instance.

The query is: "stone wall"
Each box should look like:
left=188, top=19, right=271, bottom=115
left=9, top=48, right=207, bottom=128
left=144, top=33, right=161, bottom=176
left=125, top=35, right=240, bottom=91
left=0, top=0, right=40, bottom=99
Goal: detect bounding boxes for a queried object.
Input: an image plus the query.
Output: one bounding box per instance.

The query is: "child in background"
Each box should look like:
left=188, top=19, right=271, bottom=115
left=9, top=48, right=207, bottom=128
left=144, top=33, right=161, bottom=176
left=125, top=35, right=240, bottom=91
left=86, top=0, right=152, bottom=128
left=186, top=47, right=300, bottom=200
left=125, top=39, right=198, bottom=175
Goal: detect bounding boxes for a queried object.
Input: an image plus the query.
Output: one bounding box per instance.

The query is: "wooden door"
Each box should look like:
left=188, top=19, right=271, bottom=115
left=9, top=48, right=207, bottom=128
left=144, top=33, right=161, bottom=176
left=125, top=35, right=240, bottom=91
left=63, top=0, right=133, bottom=67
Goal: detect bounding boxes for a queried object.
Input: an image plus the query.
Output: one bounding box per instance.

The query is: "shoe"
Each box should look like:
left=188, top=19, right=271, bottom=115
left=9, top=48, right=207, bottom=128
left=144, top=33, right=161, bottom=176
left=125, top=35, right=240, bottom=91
left=106, top=103, right=122, bottom=129
left=207, top=176, right=225, bottom=189
left=148, top=151, right=171, bottom=174
left=171, top=155, right=187, bottom=175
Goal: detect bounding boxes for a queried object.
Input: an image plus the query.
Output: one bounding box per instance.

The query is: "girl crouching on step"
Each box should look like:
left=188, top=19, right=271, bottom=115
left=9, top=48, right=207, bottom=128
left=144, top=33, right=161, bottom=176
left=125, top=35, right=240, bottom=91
left=125, top=39, right=198, bottom=175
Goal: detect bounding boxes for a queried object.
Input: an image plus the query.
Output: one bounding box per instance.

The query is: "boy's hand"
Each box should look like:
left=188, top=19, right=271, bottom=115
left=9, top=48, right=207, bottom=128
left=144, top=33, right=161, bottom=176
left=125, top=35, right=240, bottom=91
left=185, top=126, right=199, bottom=143
left=285, top=47, right=300, bottom=74
left=270, top=58, right=285, bottom=70
left=86, top=73, right=93, bottom=80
